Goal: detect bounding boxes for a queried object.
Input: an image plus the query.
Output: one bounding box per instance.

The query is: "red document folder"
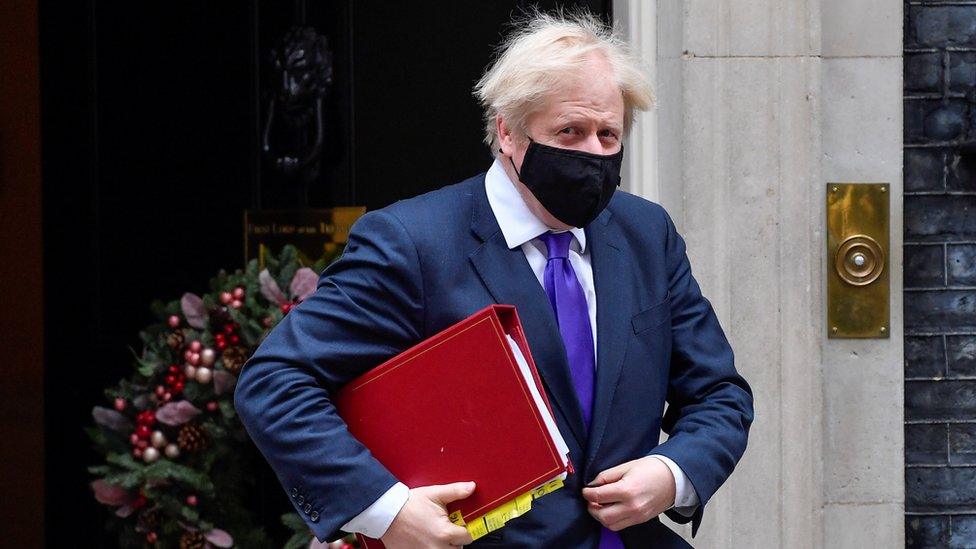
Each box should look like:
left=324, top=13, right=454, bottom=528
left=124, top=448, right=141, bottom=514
left=334, top=305, right=571, bottom=548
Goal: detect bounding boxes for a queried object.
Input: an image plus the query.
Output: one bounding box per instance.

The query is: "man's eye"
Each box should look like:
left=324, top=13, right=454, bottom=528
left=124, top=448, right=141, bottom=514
left=599, top=130, right=619, bottom=139
left=559, top=127, right=575, bottom=134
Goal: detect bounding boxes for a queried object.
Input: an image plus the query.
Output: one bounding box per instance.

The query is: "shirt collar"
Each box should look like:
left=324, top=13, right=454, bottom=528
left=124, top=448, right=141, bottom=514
left=484, top=158, right=587, bottom=253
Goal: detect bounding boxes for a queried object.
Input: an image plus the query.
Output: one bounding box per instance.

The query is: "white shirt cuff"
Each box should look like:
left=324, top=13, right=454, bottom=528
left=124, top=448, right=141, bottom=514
left=339, top=482, right=410, bottom=539
left=649, top=455, right=699, bottom=517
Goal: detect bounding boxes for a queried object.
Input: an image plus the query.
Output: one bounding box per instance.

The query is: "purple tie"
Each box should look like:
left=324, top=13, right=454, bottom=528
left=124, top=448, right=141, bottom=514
left=540, top=232, right=624, bottom=549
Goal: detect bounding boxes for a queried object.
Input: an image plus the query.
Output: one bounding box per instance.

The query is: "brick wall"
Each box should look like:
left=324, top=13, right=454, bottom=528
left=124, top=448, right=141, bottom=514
left=905, top=2, right=976, bottom=547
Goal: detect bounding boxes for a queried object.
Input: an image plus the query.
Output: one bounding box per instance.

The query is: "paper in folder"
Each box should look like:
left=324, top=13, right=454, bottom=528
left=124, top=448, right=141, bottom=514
left=334, top=304, right=572, bottom=548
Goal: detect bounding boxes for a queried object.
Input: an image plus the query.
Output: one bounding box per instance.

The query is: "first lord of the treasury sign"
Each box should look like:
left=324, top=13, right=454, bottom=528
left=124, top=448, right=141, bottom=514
left=243, top=207, right=366, bottom=269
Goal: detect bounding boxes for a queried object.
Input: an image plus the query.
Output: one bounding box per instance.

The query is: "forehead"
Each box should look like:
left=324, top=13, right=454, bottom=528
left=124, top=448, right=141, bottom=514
left=534, top=55, right=624, bottom=127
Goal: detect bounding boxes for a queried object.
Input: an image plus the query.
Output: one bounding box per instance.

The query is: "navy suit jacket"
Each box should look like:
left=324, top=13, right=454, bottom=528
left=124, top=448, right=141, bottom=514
left=234, top=173, right=754, bottom=548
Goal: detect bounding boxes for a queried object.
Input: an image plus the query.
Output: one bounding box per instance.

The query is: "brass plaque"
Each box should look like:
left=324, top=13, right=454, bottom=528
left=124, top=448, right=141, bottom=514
left=826, top=183, right=890, bottom=338
left=244, top=207, right=366, bottom=267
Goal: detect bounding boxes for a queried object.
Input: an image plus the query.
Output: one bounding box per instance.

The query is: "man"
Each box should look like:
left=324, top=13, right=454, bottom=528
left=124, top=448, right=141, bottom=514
left=235, top=12, right=753, bottom=549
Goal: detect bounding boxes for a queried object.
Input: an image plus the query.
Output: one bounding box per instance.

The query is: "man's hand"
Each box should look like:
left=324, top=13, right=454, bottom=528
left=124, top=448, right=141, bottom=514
left=380, top=482, right=475, bottom=548
left=581, top=456, right=676, bottom=532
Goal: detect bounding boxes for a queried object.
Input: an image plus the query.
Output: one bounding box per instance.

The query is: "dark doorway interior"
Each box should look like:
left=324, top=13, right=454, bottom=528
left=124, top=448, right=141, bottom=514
left=39, top=1, right=610, bottom=545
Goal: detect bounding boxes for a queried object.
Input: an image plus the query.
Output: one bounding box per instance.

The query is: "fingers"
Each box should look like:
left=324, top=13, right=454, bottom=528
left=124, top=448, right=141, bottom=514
left=583, top=458, right=673, bottom=533
left=588, top=463, right=628, bottom=488
left=581, top=478, right=630, bottom=504
left=588, top=500, right=648, bottom=532
left=582, top=462, right=630, bottom=503
left=587, top=500, right=630, bottom=528
left=420, top=481, right=476, bottom=505
left=382, top=484, right=477, bottom=549
left=441, top=522, right=474, bottom=546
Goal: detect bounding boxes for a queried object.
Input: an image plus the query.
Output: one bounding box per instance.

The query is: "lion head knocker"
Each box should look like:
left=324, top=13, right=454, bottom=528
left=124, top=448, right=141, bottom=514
left=262, top=26, right=334, bottom=179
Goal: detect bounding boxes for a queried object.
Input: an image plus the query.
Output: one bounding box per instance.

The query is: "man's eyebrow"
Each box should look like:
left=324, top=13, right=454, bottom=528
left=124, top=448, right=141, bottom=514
left=549, top=114, right=622, bottom=128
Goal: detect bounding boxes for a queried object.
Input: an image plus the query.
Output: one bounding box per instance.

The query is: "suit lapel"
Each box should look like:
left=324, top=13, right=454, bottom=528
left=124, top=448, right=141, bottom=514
left=467, top=183, right=588, bottom=450
left=584, top=208, right=631, bottom=473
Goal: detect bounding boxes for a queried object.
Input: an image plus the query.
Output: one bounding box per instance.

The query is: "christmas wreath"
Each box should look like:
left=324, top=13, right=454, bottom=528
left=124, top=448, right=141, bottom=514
left=87, top=245, right=357, bottom=549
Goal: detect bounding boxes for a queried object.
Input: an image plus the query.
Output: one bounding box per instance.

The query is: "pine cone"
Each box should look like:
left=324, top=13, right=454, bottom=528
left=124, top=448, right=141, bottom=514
left=220, top=345, right=248, bottom=376
left=179, top=531, right=206, bottom=549
left=167, top=329, right=185, bottom=350
left=177, top=423, right=210, bottom=453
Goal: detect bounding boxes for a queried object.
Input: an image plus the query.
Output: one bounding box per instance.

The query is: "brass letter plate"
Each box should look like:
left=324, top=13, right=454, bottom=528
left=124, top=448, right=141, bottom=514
left=826, top=183, right=890, bottom=339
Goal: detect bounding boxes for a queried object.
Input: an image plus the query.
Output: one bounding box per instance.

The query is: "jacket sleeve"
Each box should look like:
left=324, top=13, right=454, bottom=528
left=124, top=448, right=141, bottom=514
left=233, top=209, right=425, bottom=542
left=647, top=208, right=754, bottom=537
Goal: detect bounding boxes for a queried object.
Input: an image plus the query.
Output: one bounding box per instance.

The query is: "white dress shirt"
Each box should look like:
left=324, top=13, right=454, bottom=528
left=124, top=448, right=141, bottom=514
left=340, top=159, right=698, bottom=538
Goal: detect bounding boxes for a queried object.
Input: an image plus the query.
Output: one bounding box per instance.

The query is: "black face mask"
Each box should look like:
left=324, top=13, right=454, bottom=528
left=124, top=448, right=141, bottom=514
left=507, top=138, right=623, bottom=228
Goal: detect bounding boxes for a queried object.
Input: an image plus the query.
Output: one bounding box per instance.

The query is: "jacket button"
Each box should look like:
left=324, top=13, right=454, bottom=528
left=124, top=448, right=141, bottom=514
left=297, top=495, right=305, bottom=505
left=310, top=511, right=319, bottom=522
left=304, top=503, right=312, bottom=514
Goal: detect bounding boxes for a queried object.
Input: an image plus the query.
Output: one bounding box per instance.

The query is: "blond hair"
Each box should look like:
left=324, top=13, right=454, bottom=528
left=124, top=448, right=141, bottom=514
left=473, top=10, right=655, bottom=152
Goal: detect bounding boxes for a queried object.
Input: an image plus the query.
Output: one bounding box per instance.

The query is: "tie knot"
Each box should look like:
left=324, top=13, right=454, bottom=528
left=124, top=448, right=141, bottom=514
left=541, top=231, right=573, bottom=260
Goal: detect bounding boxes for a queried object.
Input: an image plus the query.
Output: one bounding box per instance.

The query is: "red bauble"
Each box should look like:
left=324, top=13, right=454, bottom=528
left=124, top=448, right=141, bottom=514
left=146, top=531, right=157, bottom=544
left=114, top=397, right=126, bottom=411
left=135, top=425, right=151, bottom=439
left=229, top=334, right=240, bottom=344
left=133, top=447, right=144, bottom=459
left=129, top=433, right=140, bottom=445
left=172, top=381, right=184, bottom=393
left=280, top=303, right=293, bottom=314
left=167, top=315, right=181, bottom=328
left=168, top=364, right=180, bottom=374
left=164, top=374, right=177, bottom=386
left=206, top=401, right=219, bottom=412
left=136, top=410, right=156, bottom=426
left=232, top=287, right=245, bottom=300
left=223, top=324, right=235, bottom=335
left=216, top=340, right=227, bottom=350
left=155, top=385, right=165, bottom=397
left=189, top=340, right=202, bottom=353
left=185, top=494, right=198, bottom=506
left=219, top=291, right=232, bottom=304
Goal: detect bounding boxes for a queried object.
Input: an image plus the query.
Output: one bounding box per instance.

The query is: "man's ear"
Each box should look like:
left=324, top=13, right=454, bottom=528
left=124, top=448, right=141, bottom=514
left=496, top=114, right=515, bottom=157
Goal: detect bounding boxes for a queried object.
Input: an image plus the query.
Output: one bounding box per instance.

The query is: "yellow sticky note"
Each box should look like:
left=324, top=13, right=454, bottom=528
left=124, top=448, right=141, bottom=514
left=448, top=510, right=465, bottom=526
left=454, top=477, right=565, bottom=541
left=466, top=517, right=489, bottom=540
